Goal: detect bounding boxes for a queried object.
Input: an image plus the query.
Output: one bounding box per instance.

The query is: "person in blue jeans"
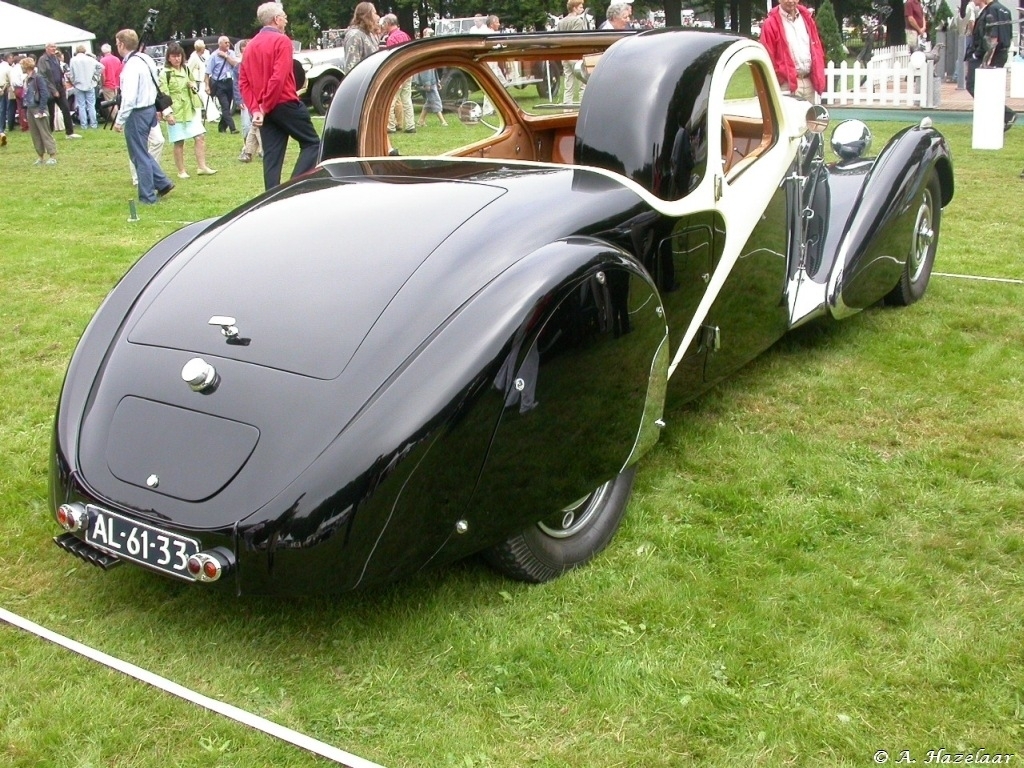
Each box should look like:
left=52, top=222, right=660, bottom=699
left=114, top=29, right=174, bottom=205
left=0, top=53, right=14, bottom=144
left=69, top=45, right=103, bottom=129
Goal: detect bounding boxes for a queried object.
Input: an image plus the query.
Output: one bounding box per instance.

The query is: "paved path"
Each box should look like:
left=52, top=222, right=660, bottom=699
left=830, top=78, right=1024, bottom=120
left=934, top=78, right=1024, bottom=111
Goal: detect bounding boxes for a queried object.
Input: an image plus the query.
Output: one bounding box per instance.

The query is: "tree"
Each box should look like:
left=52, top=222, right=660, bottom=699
left=930, top=0, right=954, bottom=32
left=816, top=0, right=846, bottom=64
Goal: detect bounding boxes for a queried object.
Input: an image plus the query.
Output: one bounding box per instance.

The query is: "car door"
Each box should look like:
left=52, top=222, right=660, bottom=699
left=702, top=52, right=793, bottom=385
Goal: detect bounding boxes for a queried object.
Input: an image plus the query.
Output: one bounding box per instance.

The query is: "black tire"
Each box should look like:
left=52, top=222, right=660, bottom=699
left=311, top=75, right=341, bottom=115
left=885, top=172, right=941, bottom=306
left=441, top=70, right=471, bottom=103
left=538, top=66, right=560, bottom=101
left=482, top=467, right=637, bottom=583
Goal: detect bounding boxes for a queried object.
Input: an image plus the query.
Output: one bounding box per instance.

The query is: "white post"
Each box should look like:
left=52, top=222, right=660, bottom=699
left=972, top=67, right=1007, bottom=149
left=1011, top=59, right=1024, bottom=98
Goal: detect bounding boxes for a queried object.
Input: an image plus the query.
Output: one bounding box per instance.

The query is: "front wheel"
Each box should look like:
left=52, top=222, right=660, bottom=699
left=482, top=467, right=637, bottom=583
left=311, top=75, right=341, bottom=115
left=885, top=173, right=941, bottom=306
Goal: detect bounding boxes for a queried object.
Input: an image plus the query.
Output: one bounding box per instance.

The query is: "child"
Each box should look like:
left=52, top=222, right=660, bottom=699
left=415, top=68, right=448, bottom=127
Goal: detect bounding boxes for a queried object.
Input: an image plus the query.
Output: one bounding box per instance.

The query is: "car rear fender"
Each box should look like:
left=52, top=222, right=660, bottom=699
left=233, top=237, right=667, bottom=593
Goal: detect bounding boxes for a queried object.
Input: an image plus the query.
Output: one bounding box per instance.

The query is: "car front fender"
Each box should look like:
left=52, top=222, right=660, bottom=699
left=825, top=123, right=953, bottom=315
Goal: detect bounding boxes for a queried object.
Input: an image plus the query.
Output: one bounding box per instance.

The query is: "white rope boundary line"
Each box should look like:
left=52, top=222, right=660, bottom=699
left=934, top=272, right=1024, bottom=285
left=0, top=606, right=385, bottom=768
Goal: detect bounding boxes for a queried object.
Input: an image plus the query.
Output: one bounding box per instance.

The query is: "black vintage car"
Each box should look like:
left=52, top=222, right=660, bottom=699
left=50, top=30, right=953, bottom=594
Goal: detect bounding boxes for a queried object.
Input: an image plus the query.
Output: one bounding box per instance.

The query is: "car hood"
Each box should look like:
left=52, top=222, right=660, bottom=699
left=294, top=48, right=346, bottom=65
left=73, top=160, right=647, bottom=529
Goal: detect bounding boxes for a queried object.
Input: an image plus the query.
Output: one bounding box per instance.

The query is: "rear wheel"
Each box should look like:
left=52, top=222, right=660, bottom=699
left=537, top=64, right=560, bottom=101
left=885, top=173, right=940, bottom=306
left=482, top=467, right=636, bottom=583
left=441, top=69, right=471, bottom=103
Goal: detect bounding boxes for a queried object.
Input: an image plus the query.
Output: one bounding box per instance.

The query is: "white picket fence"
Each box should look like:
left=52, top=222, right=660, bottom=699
left=822, top=45, right=937, bottom=108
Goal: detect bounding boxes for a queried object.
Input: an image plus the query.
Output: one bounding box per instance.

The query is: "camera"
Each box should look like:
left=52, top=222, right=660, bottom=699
left=142, top=8, right=160, bottom=42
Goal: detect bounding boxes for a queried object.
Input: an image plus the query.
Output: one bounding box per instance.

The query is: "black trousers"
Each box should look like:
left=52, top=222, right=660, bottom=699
left=47, top=91, right=75, bottom=135
left=260, top=100, right=320, bottom=191
left=212, top=78, right=236, bottom=133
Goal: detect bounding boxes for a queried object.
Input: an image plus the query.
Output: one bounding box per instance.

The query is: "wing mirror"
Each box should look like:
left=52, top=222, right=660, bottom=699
left=457, top=100, right=483, bottom=123
left=805, top=104, right=829, bottom=135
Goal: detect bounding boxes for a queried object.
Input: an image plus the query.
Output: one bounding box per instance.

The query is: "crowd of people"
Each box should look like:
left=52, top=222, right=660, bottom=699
left=0, top=4, right=306, bottom=202
left=0, top=0, right=712, bottom=198
left=4, top=0, right=1018, bottom=202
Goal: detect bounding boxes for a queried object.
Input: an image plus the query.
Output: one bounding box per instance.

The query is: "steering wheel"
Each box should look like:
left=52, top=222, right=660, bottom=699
left=721, top=117, right=734, bottom=173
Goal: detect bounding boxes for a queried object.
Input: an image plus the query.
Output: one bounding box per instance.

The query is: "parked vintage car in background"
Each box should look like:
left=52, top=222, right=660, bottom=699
left=50, top=29, right=953, bottom=594
left=294, top=40, right=346, bottom=114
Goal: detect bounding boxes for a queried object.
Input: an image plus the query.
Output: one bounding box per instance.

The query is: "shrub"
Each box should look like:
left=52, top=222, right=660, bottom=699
left=817, top=0, right=846, bottom=64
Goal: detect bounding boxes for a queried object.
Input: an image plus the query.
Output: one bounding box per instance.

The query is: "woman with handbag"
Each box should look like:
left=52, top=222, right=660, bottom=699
left=162, top=42, right=216, bottom=179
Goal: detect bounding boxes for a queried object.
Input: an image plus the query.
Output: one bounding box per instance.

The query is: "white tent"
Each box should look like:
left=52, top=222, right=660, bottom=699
left=0, top=1, right=96, bottom=54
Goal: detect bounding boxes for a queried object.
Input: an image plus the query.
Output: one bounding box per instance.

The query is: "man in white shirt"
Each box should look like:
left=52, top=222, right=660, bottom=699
left=114, top=28, right=173, bottom=204
left=557, top=0, right=590, bottom=104
left=187, top=39, right=211, bottom=119
left=7, top=54, right=26, bottom=132
left=956, top=0, right=979, bottom=88
left=69, top=45, right=103, bottom=129
left=599, top=2, right=632, bottom=29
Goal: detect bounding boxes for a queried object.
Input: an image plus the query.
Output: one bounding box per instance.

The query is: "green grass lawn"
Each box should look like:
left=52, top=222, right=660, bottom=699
left=1, top=116, right=1023, bottom=767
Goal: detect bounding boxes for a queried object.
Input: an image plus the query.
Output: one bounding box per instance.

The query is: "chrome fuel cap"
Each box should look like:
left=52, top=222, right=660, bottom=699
left=181, top=357, right=217, bottom=392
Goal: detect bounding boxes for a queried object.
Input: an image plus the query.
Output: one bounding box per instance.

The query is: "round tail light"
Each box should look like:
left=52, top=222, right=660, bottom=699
left=56, top=503, right=87, bottom=532
left=186, top=547, right=235, bottom=583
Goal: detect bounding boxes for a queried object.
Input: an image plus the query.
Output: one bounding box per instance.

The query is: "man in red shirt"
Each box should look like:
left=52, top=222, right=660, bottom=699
left=382, top=14, right=415, bottom=134
left=239, top=1, right=320, bottom=190
left=99, top=43, right=122, bottom=107
left=904, top=0, right=927, bottom=50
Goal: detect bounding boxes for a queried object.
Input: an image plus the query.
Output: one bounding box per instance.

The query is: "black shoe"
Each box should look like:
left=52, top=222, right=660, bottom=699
left=388, top=148, right=400, bottom=156
left=157, top=183, right=174, bottom=197
left=404, top=127, right=416, bottom=133
left=1005, top=112, right=1016, bottom=132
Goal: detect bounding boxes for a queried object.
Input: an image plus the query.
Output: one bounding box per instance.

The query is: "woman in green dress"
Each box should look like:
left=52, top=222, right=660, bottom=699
left=162, top=42, right=217, bottom=179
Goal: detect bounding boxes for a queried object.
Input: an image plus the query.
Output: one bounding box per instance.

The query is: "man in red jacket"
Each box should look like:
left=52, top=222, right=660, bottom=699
left=239, top=1, right=320, bottom=190
left=759, top=0, right=826, bottom=102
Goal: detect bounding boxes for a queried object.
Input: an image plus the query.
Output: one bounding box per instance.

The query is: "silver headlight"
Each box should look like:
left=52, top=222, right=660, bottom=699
left=830, top=120, right=872, bottom=161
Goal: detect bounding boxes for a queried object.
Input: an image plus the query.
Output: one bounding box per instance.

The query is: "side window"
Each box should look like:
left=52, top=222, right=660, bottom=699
left=492, top=58, right=565, bottom=110
left=388, top=66, right=505, bottom=156
left=721, top=61, right=777, bottom=176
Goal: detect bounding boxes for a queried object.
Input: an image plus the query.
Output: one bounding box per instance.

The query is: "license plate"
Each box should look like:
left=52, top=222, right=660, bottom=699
left=85, top=505, right=200, bottom=581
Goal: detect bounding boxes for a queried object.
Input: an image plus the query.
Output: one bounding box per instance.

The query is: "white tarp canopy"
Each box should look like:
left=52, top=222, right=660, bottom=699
left=0, top=1, right=96, bottom=54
